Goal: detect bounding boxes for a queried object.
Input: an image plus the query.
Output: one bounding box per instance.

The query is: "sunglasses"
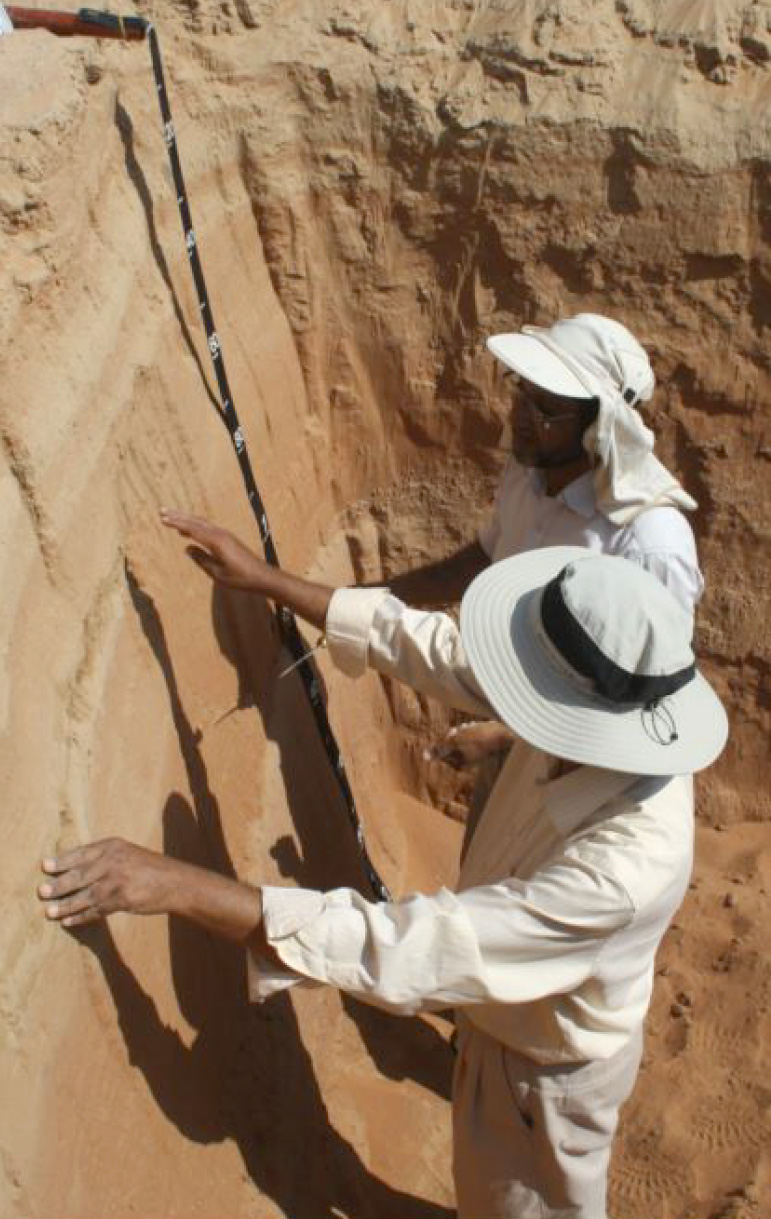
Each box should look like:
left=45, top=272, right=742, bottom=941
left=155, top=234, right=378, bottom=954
left=503, top=374, right=586, bottom=430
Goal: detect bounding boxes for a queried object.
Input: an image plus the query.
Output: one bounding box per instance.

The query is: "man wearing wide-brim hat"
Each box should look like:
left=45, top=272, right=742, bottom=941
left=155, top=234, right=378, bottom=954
left=39, top=517, right=728, bottom=1219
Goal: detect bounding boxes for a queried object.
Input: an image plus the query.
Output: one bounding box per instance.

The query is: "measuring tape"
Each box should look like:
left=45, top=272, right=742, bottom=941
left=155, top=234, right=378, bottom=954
left=145, top=25, right=391, bottom=901
left=6, top=6, right=391, bottom=901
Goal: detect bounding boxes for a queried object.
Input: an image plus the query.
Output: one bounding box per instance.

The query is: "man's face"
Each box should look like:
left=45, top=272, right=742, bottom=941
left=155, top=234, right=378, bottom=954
left=506, top=377, right=594, bottom=469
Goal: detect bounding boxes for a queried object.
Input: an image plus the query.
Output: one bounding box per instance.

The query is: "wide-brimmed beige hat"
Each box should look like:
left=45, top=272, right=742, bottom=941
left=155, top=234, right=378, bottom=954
left=460, top=548, right=728, bottom=775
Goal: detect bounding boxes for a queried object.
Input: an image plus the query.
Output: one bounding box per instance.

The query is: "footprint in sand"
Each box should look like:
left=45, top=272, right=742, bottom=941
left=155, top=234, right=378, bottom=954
left=685, top=1017, right=756, bottom=1067
left=690, top=1103, right=768, bottom=1153
left=609, top=1158, right=672, bottom=1211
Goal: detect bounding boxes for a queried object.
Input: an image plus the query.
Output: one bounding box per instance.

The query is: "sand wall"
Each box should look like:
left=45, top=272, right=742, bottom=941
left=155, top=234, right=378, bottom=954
left=1, top=3, right=769, bottom=1216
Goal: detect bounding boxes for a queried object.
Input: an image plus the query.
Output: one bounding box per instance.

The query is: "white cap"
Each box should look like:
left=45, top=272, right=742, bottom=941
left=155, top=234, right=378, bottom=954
left=487, top=314, right=655, bottom=406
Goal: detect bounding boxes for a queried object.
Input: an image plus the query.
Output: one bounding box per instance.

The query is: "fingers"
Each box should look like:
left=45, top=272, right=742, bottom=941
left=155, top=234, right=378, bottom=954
left=162, top=512, right=241, bottom=585
left=42, top=888, right=98, bottom=925
left=162, top=509, right=263, bottom=590
left=39, top=862, right=95, bottom=901
left=439, top=750, right=465, bottom=770
left=39, top=839, right=118, bottom=927
left=423, top=742, right=459, bottom=763
left=186, top=545, right=244, bottom=588
left=40, top=842, right=102, bottom=875
left=423, top=723, right=490, bottom=769
left=160, top=509, right=221, bottom=546
left=423, top=728, right=465, bottom=768
left=425, top=726, right=460, bottom=758
left=49, top=907, right=102, bottom=929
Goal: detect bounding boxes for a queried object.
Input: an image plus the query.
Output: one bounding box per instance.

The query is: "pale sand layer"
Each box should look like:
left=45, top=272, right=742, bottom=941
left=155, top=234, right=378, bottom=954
left=0, top=3, right=769, bottom=1217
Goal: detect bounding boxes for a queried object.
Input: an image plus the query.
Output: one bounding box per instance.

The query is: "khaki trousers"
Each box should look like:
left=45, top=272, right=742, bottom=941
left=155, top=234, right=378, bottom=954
left=452, top=1015, right=643, bottom=1219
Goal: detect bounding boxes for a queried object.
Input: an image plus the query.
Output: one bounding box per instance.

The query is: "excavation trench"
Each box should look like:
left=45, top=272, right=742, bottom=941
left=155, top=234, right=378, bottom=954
left=2, top=6, right=771, bottom=1218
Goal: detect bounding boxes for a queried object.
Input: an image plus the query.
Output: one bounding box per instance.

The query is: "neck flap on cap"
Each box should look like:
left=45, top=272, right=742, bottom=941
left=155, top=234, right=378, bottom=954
left=523, top=320, right=697, bottom=526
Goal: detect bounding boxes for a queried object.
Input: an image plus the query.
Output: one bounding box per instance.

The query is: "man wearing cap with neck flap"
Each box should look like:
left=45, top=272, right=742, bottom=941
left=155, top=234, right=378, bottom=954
left=388, top=313, right=704, bottom=771
left=389, top=313, right=702, bottom=613
left=40, top=515, right=728, bottom=1219
left=484, top=314, right=700, bottom=587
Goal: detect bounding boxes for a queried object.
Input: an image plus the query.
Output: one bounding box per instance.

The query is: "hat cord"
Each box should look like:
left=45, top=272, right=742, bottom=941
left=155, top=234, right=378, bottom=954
left=641, top=699, right=679, bottom=746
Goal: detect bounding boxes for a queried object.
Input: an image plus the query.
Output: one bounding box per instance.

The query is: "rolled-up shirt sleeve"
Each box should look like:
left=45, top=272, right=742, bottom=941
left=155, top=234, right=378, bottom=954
left=248, top=859, right=635, bottom=1012
left=325, top=587, right=492, bottom=717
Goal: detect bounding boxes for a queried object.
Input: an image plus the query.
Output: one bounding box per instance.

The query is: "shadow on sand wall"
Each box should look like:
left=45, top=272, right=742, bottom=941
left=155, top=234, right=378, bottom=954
left=209, top=572, right=456, bottom=1105
left=72, top=564, right=452, bottom=1218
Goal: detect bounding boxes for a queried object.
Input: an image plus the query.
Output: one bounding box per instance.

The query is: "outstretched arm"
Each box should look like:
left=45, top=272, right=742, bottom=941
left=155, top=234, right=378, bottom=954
left=38, top=838, right=281, bottom=964
left=161, top=511, right=489, bottom=614
left=39, top=829, right=639, bottom=1020
left=161, top=509, right=493, bottom=716
left=39, top=827, right=637, bottom=1015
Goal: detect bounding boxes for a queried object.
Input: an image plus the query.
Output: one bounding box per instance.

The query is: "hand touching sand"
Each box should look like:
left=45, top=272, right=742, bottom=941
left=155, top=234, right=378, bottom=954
left=160, top=509, right=271, bottom=589
left=161, top=509, right=333, bottom=629
left=38, top=838, right=263, bottom=941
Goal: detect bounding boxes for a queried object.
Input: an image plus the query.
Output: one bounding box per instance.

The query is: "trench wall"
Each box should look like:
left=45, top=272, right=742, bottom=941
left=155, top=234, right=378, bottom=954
left=1, top=3, right=769, bottom=1216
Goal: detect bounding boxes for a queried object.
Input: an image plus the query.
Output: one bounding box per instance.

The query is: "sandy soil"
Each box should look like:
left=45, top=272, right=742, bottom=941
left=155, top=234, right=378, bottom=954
left=0, top=2, right=769, bottom=1216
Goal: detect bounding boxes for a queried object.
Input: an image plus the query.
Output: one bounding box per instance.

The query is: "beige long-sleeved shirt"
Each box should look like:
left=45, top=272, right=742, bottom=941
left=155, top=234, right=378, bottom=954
left=250, top=588, right=693, bottom=1065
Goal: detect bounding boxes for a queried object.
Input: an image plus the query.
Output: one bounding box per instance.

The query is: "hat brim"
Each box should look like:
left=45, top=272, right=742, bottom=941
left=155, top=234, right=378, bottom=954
left=460, top=547, right=729, bottom=776
left=487, top=333, right=594, bottom=400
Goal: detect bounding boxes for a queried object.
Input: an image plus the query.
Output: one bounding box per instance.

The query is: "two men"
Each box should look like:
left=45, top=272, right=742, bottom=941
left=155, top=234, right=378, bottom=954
left=38, top=313, right=723, bottom=1216
left=39, top=522, right=727, bottom=1218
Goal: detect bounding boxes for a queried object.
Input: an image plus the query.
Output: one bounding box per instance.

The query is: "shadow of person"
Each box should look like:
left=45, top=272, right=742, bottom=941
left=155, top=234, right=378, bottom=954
left=207, top=580, right=456, bottom=1103
left=340, top=993, right=453, bottom=1102
left=125, top=561, right=235, bottom=878
left=78, top=908, right=451, bottom=1218
left=119, top=564, right=450, bottom=1216
left=209, top=580, right=377, bottom=894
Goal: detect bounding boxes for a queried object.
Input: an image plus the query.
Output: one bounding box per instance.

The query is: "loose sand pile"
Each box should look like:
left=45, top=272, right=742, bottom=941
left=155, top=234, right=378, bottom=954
left=1, top=2, right=769, bottom=1216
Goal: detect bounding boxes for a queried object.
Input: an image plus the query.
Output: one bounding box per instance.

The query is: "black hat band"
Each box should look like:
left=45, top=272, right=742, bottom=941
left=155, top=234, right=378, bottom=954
left=540, top=568, right=695, bottom=706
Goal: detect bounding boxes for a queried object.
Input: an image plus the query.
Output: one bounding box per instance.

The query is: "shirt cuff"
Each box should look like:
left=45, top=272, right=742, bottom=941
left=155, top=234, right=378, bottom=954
left=325, top=586, right=389, bottom=677
left=247, top=886, right=327, bottom=1003
left=261, top=885, right=326, bottom=937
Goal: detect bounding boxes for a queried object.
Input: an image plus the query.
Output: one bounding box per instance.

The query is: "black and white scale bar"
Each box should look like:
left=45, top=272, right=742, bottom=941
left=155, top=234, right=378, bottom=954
left=146, top=25, right=390, bottom=902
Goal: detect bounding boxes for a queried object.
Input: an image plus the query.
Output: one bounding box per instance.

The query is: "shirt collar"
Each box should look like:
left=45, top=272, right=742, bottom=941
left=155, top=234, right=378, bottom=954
left=542, top=765, right=641, bottom=836
left=558, top=470, right=597, bottom=518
